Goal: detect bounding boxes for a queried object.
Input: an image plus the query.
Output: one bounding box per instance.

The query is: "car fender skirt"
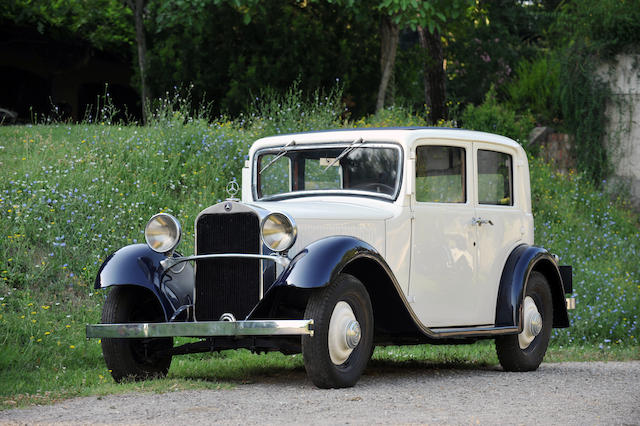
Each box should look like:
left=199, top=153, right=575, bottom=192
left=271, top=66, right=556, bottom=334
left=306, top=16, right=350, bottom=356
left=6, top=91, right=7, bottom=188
left=495, top=244, right=570, bottom=330
left=279, top=236, right=384, bottom=289
left=94, top=244, right=194, bottom=321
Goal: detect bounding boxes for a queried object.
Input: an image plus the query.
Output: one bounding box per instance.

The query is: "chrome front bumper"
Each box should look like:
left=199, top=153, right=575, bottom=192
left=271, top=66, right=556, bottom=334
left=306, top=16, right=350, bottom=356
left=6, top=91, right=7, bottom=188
left=86, top=319, right=314, bottom=339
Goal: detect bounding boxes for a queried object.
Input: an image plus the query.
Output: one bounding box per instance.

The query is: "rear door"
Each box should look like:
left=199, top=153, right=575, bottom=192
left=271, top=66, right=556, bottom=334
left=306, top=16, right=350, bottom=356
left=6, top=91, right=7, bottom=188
left=473, top=143, right=528, bottom=318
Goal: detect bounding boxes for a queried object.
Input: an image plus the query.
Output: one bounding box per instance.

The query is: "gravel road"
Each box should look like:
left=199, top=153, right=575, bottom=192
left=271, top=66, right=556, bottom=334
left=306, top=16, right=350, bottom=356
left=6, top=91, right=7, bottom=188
left=1, top=361, right=639, bottom=425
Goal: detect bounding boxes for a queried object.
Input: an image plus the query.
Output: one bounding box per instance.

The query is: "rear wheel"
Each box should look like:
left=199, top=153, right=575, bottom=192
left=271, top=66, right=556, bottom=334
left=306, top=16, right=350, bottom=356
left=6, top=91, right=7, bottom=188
left=496, top=272, right=553, bottom=371
left=302, top=273, right=374, bottom=388
left=101, top=286, right=173, bottom=382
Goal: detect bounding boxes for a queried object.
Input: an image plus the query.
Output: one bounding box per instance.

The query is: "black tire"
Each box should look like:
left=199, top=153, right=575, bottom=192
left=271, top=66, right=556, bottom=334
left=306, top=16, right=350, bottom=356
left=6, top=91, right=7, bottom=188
left=302, top=273, right=374, bottom=388
left=496, top=271, right=553, bottom=372
left=101, top=286, right=173, bottom=382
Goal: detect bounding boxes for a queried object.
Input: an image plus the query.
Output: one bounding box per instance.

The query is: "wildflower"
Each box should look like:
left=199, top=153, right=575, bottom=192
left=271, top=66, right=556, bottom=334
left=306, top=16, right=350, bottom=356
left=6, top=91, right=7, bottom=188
left=69, top=345, right=75, bottom=349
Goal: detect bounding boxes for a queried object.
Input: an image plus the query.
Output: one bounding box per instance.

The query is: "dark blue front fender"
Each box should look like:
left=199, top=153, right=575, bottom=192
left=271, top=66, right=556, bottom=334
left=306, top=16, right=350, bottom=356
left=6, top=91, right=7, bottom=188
left=94, top=244, right=194, bottom=321
left=277, top=236, right=383, bottom=289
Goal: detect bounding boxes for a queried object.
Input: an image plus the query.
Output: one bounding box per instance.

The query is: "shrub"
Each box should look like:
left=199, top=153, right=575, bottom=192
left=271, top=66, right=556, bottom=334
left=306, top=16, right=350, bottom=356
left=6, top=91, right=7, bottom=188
left=505, top=55, right=562, bottom=125
left=460, top=87, right=534, bottom=145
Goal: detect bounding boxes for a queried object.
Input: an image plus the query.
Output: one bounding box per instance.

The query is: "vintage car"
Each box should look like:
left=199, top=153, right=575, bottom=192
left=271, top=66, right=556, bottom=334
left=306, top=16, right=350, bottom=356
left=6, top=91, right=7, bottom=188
left=87, top=127, right=574, bottom=388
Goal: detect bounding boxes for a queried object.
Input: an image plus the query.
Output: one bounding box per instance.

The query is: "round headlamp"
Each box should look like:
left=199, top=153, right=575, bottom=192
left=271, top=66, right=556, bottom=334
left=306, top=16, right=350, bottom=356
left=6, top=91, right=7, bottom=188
left=261, top=212, right=297, bottom=253
left=145, top=213, right=182, bottom=253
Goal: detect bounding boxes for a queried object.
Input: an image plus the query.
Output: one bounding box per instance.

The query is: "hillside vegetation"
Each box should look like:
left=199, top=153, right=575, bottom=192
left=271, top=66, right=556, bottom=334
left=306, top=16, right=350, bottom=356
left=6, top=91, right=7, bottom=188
left=0, top=96, right=638, bottom=407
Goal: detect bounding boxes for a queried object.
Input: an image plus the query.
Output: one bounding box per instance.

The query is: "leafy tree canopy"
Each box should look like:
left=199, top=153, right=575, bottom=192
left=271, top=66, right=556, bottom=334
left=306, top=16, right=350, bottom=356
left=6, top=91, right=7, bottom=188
left=1, top=0, right=133, bottom=51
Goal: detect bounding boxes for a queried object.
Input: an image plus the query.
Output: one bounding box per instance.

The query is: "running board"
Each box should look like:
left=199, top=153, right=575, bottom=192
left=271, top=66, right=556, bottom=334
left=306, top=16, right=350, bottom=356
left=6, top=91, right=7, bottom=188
left=429, top=325, right=519, bottom=338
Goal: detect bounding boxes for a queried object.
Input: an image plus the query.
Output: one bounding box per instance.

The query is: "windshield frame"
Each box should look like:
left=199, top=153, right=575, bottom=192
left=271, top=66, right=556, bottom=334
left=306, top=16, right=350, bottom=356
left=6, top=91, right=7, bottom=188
left=252, top=142, right=404, bottom=202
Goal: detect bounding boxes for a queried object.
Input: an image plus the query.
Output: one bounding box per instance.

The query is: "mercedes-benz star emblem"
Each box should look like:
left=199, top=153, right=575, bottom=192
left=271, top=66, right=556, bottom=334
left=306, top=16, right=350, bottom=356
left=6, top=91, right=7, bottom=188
left=226, top=180, right=240, bottom=198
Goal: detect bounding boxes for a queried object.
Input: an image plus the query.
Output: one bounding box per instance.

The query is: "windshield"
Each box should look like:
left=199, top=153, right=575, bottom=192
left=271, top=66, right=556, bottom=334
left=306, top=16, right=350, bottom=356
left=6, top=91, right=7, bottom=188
left=255, top=143, right=402, bottom=201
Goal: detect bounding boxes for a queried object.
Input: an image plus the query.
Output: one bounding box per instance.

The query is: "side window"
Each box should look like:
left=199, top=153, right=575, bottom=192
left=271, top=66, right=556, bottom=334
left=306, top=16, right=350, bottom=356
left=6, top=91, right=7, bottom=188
left=477, top=150, right=513, bottom=206
left=415, top=146, right=466, bottom=203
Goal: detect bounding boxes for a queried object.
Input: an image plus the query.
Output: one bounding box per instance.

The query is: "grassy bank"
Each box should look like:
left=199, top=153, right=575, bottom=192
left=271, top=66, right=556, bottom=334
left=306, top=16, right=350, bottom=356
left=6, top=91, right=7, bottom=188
left=0, top=96, right=638, bottom=409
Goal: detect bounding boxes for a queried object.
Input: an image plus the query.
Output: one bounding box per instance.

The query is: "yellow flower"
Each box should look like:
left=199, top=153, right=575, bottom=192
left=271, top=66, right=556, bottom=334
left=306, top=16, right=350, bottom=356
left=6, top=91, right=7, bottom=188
left=44, top=331, right=51, bottom=335
left=69, top=345, right=75, bottom=349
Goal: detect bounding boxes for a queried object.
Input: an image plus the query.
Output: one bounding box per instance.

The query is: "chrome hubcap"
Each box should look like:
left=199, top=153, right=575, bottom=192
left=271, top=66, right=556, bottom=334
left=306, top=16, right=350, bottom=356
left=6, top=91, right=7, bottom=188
left=345, top=320, right=362, bottom=349
left=328, top=301, right=360, bottom=365
left=519, top=296, right=542, bottom=349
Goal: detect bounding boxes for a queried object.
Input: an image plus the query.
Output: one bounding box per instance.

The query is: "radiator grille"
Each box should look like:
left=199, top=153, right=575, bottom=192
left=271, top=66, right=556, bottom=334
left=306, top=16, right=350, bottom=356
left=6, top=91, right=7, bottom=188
left=195, top=212, right=260, bottom=321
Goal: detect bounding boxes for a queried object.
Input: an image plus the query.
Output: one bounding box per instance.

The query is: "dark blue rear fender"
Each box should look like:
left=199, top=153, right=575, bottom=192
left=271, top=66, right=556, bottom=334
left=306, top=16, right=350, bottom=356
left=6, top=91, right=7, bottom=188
left=94, top=244, right=194, bottom=321
left=495, top=244, right=570, bottom=330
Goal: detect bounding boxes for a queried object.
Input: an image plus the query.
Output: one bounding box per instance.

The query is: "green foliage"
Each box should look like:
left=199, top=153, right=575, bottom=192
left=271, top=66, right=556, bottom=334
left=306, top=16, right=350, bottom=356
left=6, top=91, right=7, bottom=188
left=460, top=87, right=534, bottom=144
left=146, top=1, right=380, bottom=117
left=446, top=0, right=552, bottom=106
left=1, top=0, right=133, bottom=50
left=529, top=155, right=640, bottom=347
left=244, top=82, right=344, bottom=135
left=377, top=0, right=470, bottom=33
left=555, top=46, right=612, bottom=184
left=505, top=55, right=562, bottom=124
left=553, top=0, right=640, bottom=56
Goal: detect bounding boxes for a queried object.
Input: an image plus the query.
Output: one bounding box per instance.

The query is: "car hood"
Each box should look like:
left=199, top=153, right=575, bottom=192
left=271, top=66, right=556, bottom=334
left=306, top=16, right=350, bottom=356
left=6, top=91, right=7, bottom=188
left=251, top=199, right=394, bottom=221
left=250, top=198, right=391, bottom=257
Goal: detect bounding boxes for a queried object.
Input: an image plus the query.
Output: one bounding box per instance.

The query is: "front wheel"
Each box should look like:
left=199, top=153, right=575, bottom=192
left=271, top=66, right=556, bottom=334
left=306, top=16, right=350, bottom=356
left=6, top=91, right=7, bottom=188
left=302, top=273, right=374, bottom=388
left=496, top=271, right=553, bottom=371
left=101, top=286, right=173, bottom=382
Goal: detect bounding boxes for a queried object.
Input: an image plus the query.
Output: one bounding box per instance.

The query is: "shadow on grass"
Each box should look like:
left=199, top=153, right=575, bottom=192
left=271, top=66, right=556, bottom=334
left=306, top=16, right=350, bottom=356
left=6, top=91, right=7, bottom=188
left=166, top=349, right=501, bottom=387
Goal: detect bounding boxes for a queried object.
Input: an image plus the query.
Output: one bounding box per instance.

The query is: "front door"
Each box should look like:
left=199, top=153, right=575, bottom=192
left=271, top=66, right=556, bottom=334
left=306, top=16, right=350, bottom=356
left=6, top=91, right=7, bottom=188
left=409, top=141, right=482, bottom=327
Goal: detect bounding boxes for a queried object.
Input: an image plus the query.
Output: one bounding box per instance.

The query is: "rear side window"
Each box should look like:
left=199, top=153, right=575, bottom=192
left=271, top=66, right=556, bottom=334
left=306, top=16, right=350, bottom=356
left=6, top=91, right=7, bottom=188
left=415, top=146, right=466, bottom=203
left=477, top=150, right=513, bottom=206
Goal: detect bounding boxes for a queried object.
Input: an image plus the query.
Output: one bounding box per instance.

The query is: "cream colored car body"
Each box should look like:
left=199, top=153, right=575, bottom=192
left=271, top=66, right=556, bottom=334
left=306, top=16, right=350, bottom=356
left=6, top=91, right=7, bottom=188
left=243, top=128, right=533, bottom=329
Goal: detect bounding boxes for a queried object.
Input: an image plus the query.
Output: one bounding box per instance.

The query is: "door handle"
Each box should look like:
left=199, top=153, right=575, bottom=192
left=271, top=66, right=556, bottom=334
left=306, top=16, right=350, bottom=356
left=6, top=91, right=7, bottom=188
left=472, top=217, right=494, bottom=226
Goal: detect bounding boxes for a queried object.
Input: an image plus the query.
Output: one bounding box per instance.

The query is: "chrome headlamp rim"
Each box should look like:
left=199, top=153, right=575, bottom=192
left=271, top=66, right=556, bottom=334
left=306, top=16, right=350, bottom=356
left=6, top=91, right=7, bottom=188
left=144, top=213, right=182, bottom=254
left=260, top=211, right=297, bottom=253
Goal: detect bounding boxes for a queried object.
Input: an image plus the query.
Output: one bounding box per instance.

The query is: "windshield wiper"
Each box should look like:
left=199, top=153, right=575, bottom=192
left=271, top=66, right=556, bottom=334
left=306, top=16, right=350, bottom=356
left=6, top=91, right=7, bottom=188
left=259, top=139, right=296, bottom=174
left=323, top=138, right=365, bottom=172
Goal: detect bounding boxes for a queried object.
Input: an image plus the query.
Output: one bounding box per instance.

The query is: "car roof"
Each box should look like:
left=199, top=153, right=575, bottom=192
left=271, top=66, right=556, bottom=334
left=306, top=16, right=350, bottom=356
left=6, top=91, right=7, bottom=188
left=248, top=127, right=523, bottom=156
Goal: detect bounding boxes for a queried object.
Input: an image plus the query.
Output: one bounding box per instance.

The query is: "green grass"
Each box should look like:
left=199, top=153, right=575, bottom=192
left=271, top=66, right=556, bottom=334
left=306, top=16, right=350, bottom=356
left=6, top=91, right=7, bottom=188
left=0, top=93, right=638, bottom=409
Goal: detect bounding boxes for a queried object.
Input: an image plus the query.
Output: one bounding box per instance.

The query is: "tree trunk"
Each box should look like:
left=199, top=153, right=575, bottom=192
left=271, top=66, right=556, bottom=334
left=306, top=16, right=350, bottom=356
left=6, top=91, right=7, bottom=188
left=128, top=0, right=149, bottom=124
left=376, top=16, right=399, bottom=113
left=418, top=25, right=447, bottom=123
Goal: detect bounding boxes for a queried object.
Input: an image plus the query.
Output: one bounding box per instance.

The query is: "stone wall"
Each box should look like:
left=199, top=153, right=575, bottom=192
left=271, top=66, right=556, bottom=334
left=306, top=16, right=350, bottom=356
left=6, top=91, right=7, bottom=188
left=529, top=127, right=575, bottom=174
left=600, top=54, right=640, bottom=210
